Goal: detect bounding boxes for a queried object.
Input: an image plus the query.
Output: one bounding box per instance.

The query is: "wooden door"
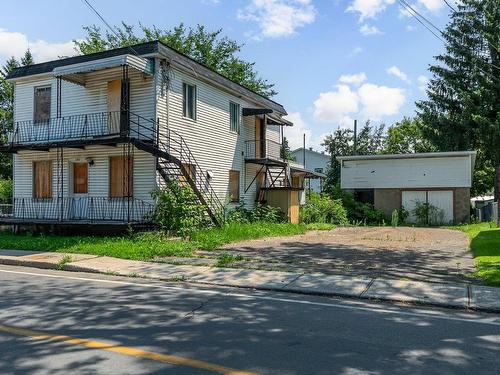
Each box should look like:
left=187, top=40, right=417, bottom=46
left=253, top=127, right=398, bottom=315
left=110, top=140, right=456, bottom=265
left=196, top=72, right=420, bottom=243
left=107, top=80, right=121, bottom=133
left=110, top=156, right=133, bottom=197
left=289, top=191, right=299, bottom=224
left=73, top=163, right=88, bottom=194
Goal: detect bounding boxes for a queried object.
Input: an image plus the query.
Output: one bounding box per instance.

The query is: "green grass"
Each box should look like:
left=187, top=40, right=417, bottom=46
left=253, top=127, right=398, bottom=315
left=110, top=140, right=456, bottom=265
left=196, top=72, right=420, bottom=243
left=0, top=222, right=308, bottom=261
left=451, top=222, right=500, bottom=286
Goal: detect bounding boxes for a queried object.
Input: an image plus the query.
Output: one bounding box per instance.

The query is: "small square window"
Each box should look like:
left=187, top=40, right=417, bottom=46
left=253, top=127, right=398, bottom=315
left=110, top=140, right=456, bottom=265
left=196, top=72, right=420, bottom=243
left=229, top=102, right=240, bottom=133
left=183, top=83, right=196, bottom=120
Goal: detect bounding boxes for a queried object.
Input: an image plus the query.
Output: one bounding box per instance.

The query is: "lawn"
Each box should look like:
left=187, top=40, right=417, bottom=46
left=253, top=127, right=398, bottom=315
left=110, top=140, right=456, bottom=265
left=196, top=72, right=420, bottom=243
left=0, top=222, right=312, bottom=261
left=452, top=222, right=500, bottom=286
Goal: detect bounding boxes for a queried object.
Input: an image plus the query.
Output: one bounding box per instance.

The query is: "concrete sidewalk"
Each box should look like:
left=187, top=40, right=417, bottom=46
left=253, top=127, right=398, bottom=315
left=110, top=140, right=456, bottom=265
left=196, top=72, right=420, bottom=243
left=0, top=249, right=499, bottom=313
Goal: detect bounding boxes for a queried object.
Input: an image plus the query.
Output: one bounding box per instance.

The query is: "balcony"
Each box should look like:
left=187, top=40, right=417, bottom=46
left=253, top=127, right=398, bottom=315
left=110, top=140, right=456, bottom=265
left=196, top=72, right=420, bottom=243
left=0, top=196, right=154, bottom=224
left=0, top=111, right=155, bottom=151
left=244, top=139, right=282, bottom=161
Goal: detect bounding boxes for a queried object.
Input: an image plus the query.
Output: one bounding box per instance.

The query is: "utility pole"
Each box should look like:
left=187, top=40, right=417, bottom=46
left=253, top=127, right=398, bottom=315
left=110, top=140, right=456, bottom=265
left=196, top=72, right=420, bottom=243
left=303, top=133, right=306, bottom=168
left=353, top=119, right=358, bottom=155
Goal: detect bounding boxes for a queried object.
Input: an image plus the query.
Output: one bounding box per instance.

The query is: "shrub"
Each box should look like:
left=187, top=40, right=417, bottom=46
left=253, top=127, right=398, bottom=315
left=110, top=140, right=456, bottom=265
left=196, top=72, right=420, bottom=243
left=0, top=179, right=12, bottom=202
left=327, top=184, right=385, bottom=225
left=226, top=201, right=286, bottom=224
left=413, top=201, right=445, bottom=226
left=300, top=192, right=348, bottom=225
left=150, top=180, right=210, bottom=237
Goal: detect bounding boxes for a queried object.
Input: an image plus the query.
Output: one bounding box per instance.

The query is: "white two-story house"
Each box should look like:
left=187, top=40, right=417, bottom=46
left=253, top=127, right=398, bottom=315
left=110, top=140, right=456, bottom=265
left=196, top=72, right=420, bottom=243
left=0, top=41, right=318, bottom=228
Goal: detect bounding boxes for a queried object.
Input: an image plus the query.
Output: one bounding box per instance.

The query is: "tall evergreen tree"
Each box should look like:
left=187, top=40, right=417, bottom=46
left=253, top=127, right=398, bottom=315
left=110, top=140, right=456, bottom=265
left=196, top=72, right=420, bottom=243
left=416, top=0, right=500, bottom=198
left=74, top=23, right=277, bottom=97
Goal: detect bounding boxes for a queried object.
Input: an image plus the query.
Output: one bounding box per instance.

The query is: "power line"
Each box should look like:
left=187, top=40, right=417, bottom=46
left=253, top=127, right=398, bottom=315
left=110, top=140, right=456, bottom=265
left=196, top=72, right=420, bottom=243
left=443, top=0, right=456, bottom=12
left=81, top=0, right=142, bottom=59
left=397, top=0, right=500, bottom=83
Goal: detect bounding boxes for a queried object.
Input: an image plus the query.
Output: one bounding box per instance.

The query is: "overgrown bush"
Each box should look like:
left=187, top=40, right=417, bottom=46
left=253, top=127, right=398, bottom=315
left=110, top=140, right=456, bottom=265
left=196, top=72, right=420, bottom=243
left=226, top=201, right=286, bottom=224
left=150, top=180, right=210, bottom=237
left=300, top=192, right=348, bottom=225
left=413, top=201, right=445, bottom=226
left=0, top=179, right=12, bottom=202
left=327, top=184, right=385, bottom=224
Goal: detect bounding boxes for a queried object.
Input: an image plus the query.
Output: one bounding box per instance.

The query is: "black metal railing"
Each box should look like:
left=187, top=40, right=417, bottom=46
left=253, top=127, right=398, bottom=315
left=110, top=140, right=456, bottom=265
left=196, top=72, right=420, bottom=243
left=2, top=111, right=127, bottom=146
left=244, top=139, right=282, bottom=160
left=0, top=197, right=154, bottom=223
left=127, top=113, right=225, bottom=225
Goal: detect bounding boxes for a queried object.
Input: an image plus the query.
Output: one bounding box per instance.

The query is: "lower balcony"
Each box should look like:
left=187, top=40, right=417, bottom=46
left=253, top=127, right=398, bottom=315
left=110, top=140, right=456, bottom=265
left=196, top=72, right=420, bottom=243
left=0, top=197, right=154, bottom=224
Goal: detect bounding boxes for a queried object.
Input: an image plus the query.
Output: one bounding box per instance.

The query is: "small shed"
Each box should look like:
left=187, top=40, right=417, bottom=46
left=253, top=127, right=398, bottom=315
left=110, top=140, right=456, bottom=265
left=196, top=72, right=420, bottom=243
left=337, top=151, right=476, bottom=224
left=263, top=188, right=301, bottom=224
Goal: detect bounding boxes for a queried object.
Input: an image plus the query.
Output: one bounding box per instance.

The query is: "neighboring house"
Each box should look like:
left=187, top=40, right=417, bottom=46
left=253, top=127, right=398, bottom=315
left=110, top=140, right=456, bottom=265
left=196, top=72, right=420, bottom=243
left=291, top=147, right=329, bottom=192
left=0, top=41, right=319, bottom=227
left=338, top=151, right=476, bottom=224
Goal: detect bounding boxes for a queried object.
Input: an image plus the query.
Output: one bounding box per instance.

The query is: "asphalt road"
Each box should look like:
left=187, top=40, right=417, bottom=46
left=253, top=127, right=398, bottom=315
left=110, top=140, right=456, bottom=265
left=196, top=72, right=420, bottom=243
left=0, top=265, right=499, bottom=375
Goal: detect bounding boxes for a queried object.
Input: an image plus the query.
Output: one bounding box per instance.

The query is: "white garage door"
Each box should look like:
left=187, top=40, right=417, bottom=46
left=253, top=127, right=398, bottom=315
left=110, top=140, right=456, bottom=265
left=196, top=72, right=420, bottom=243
left=428, top=191, right=453, bottom=224
left=401, top=190, right=454, bottom=224
left=402, top=191, right=427, bottom=223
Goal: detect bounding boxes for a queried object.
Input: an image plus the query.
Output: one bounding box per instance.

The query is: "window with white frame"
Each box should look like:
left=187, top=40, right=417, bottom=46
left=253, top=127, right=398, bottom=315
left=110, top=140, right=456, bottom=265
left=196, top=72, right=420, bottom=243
left=229, top=102, right=240, bottom=133
left=182, top=82, right=196, bottom=120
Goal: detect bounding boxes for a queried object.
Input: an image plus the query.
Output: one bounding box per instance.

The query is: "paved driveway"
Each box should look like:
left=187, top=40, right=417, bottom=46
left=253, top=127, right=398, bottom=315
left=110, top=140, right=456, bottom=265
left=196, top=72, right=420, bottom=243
left=209, top=227, right=478, bottom=284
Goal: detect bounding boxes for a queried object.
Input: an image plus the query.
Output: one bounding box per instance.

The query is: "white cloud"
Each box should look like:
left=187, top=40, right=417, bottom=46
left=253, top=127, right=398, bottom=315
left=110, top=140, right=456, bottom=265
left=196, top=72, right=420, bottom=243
left=360, top=24, right=382, bottom=35
left=347, top=0, right=395, bottom=21
left=358, top=83, right=406, bottom=119
left=387, top=65, right=411, bottom=83
left=313, top=85, right=359, bottom=123
left=238, top=0, right=316, bottom=39
left=418, top=0, right=444, bottom=12
left=0, top=29, right=75, bottom=63
left=339, top=72, right=367, bottom=85
left=312, top=80, right=406, bottom=124
left=417, top=75, right=429, bottom=91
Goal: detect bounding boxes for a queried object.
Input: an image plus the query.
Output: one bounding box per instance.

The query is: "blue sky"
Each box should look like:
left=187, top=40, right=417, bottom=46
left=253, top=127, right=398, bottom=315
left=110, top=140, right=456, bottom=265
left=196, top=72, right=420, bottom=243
left=0, top=0, right=452, bottom=150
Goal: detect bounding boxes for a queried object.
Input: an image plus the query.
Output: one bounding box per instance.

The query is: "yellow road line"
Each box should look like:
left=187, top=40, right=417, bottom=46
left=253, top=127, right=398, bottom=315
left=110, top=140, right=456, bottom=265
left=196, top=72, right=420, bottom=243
left=0, top=324, right=260, bottom=375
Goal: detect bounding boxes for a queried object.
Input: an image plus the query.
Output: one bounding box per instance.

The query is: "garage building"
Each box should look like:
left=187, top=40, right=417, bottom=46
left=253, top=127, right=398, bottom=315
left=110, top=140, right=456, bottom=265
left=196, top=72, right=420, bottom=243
left=338, top=151, right=476, bottom=224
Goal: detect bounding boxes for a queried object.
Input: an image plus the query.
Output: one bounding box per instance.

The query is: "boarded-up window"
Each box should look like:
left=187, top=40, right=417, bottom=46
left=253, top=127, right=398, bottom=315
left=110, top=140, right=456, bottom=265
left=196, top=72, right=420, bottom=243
left=179, top=163, right=196, bottom=187
left=33, top=161, right=52, bottom=199
left=256, top=171, right=265, bottom=201
left=229, top=170, right=240, bottom=202
left=292, top=176, right=302, bottom=188
left=34, top=86, right=51, bottom=123
left=73, top=163, right=88, bottom=194
left=110, top=156, right=133, bottom=197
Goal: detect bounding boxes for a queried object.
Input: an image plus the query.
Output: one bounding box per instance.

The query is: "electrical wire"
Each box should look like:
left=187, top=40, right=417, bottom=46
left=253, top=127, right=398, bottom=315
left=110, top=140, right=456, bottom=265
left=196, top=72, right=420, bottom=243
left=81, top=0, right=143, bottom=59
left=443, top=0, right=457, bottom=13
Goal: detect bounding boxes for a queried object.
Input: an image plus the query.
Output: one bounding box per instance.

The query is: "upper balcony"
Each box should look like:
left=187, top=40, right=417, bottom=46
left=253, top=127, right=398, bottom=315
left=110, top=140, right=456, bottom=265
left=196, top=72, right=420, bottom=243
left=0, top=111, right=155, bottom=151
left=244, top=139, right=305, bottom=168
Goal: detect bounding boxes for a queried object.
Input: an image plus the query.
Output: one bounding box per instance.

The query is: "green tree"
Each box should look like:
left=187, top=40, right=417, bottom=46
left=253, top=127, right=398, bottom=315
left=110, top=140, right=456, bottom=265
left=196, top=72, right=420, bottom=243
left=74, top=23, right=277, bottom=97
left=385, top=117, right=435, bottom=154
left=416, top=0, right=500, bottom=199
left=280, top=137, right=295, bottom=161
left=322, top=121, right=385, bottom=188
left=0, top=53, right=34, bottom=179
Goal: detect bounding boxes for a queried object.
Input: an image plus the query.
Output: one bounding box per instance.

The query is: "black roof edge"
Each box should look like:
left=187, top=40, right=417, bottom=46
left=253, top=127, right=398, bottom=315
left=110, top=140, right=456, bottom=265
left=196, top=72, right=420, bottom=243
left=7, top=40, right=287, bottom=115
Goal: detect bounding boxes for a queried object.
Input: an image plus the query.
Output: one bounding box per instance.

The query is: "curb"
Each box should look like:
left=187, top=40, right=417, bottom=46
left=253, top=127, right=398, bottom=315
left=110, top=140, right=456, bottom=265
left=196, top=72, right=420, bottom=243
left=0, top=258, right=498, bottom=314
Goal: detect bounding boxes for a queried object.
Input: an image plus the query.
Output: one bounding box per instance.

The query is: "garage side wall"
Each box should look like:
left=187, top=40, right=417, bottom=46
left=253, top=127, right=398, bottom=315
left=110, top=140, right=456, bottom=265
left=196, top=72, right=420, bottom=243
left=454, top=187, right=471, bottom=224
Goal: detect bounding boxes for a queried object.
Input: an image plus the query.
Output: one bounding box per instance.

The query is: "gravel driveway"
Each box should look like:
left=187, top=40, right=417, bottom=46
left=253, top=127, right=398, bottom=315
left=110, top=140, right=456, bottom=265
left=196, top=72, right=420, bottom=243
left=208, top=227, right=478, bottom=284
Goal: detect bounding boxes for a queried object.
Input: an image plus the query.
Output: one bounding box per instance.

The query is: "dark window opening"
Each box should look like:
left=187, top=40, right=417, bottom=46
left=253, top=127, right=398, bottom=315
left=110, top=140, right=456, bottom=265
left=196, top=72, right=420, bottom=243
left=354, top=189, right=374, bottom=205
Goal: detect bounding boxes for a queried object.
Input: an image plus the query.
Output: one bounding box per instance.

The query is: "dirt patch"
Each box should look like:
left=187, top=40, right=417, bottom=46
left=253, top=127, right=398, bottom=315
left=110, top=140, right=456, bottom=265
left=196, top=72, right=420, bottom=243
left=197, top=227, right=478, bottom=284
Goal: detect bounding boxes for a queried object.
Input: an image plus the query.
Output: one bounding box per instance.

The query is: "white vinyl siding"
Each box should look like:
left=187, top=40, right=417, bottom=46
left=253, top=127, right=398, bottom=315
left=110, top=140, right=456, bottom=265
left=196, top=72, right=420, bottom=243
left=341, top=156, right=473, bottom=189
left=229, top=102, right=240, bottom=133
left=13, top=68, right=154, bottom=123
left=13, top=146, right=155, bottom=201
left=155, top=64, right=275, bottom=208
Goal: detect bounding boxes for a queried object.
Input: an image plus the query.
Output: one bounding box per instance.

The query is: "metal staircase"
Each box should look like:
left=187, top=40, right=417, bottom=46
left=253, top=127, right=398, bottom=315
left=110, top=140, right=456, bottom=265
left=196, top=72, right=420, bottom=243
left=128, top=113, right=224, bottom=226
